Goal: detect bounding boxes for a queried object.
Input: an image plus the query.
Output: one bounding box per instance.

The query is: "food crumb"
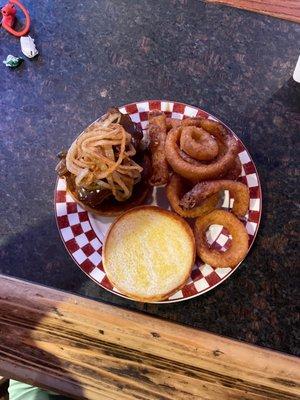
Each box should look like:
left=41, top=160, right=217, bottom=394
left=100, top=88, right=108, bottom=98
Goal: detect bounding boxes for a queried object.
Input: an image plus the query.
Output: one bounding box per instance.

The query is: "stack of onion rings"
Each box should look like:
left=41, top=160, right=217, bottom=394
left=162, top=115, right=251, bottom=269
left=165, top=119, right=238, bottom=182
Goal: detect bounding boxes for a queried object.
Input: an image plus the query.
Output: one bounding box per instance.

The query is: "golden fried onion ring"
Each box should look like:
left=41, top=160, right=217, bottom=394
left=166, top=174, right=220, bottom=218
left=221, top=157, right=242, bottom=180
left=180, top=179, right=249, bottom=217
left=179, top=126, right=219, bottom=161
left=166, top=117, right=182, bottom=131
left=194, top=210, right=249, bottom=268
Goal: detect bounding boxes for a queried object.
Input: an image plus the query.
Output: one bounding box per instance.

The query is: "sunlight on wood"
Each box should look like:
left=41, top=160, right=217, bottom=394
left=0, top=275, right=299, bottom=399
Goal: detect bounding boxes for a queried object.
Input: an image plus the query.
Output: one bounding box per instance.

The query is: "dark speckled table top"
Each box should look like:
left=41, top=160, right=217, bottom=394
left=0, top=0, right=299, bottom=356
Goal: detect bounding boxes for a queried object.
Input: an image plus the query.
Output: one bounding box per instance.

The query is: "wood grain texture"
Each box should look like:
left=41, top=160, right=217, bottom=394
left=0, top=275, right=299, bottom=400
left=206, top=0, right=300, bottom=23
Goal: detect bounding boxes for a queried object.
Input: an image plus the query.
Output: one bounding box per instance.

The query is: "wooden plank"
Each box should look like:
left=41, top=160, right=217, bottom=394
left=206, top=0, right=300, bottom=23
left=0, top=275, right=299, bottom=400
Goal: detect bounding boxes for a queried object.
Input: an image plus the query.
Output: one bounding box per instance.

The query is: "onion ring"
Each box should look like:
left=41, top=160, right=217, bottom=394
left=221, top=157, right=242, bottom=180
left=194, top=210, right=249, bottom=268
left=181, top=117, right=204, bottom=127
left=177, top=152, right=242, bottom=182
left=148, top=110, right=169, bottom=186
left=179, top=126, right=219, bottom=161
left=180, top=179, right=249, bottom=217
left=166, top=174, right=220, bottom=218
left=166, top=117, right=181, bottom=131
left=165, top=123, right=238, bottom=182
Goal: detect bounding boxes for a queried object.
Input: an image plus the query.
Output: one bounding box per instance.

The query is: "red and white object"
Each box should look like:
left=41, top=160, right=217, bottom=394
left=55, top=100, right=262, bottom=303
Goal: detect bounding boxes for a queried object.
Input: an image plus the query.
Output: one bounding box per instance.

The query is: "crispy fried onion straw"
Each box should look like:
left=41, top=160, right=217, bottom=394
left=66, top=112, right=143, bottom=201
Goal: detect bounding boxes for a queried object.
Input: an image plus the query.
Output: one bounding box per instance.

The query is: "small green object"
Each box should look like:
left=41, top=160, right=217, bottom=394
left=3, top=54, right=24, bottom=68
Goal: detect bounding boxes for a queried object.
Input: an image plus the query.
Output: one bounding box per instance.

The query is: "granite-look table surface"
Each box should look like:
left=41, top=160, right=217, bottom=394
left=0, top=0, right=299, bottom=356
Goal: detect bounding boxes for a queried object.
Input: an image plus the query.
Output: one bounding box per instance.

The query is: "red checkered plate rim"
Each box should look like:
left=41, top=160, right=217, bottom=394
left=55, top=100, right=262, bottom=303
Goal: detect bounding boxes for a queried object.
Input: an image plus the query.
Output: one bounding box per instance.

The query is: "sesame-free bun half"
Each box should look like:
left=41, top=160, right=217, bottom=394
left=102, top=206, right=195, bottom=302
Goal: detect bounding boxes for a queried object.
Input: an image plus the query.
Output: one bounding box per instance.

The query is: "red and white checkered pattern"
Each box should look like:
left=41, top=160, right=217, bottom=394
left=55, top=100, right=262, bottom=303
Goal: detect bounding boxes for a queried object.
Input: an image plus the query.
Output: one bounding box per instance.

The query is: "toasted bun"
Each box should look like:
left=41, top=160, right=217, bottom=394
left=102, top=206, right=195, bottom=302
